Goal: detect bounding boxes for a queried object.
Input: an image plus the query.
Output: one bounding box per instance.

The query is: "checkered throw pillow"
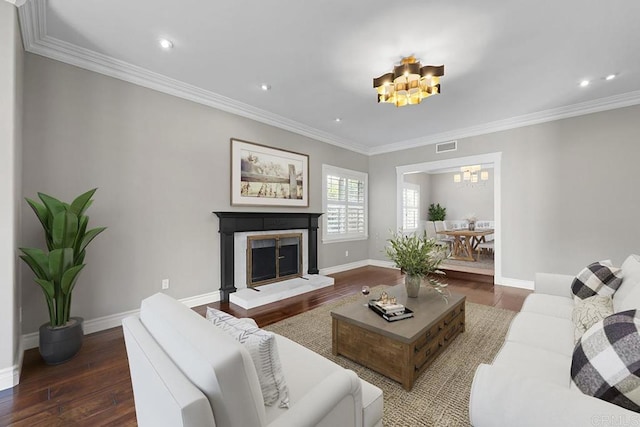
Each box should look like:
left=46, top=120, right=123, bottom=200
left=571, top=310, right=640, bottom=412
left=571, top=261, right=623, bottom=301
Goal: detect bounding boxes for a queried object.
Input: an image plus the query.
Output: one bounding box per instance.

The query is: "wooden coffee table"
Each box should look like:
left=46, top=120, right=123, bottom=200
left=331, top=286, right=465, bottom=391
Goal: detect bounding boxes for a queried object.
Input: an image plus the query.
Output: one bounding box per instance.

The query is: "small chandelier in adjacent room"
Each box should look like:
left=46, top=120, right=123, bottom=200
left=454, top=165, right=489, bottom=185
left=373, top=56, right=444, bottom=107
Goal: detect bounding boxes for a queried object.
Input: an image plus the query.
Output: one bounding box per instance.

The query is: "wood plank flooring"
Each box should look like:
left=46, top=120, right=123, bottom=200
left=1, top=266, right=530, bottom=426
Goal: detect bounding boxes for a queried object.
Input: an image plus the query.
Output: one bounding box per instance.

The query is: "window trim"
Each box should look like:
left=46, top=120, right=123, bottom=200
left=322, top=164, right=368, bottom=243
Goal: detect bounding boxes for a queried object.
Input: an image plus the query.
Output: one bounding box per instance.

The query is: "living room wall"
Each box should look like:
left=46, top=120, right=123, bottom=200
left=368, top=104, right=640, bottom=282
left=20, top=54, right=369, bottom=335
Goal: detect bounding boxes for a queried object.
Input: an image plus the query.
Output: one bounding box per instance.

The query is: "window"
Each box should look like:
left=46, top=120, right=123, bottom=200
left=402, top=183, right=420, bottom=232
left=322, top=165, right=368, bottom=242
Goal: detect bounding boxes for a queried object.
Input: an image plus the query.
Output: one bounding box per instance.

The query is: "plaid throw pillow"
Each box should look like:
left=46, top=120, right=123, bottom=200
left=571, top=261, right=623, bottom=301
left=571, top=310, right=640, bottom=412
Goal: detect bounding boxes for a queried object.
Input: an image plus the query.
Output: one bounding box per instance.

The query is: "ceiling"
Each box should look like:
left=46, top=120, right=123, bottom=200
left=16, top=0, right=640, bottom=155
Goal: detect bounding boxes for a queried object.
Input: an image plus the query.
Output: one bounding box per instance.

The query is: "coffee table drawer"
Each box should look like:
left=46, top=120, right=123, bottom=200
left=334, top=320, right=405, bottom=379
left=413, top=322, right=443, bottom=353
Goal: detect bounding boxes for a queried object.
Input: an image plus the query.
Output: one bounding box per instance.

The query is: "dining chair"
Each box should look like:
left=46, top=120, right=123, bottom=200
left=477, top=241, right=494, bottom=259
left=434, top=220, right=454, bottom=251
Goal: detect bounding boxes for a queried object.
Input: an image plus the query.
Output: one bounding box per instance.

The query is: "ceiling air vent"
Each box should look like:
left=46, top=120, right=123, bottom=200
left=436, top=140, right=457, bottom=153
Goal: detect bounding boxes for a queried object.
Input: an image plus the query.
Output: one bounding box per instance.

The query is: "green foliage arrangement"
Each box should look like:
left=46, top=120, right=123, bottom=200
left=428, top=203, right=447, bottom=221
left=19, top=189, right=106, bottom=327
left=385, top=231, right=448, bottom=295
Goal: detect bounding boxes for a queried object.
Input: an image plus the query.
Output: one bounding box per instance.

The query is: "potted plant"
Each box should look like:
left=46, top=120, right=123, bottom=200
left=385, top=231, right=448, bottom=298
left=428, top=203, right=447, bottom=221
left=19, top=189, right=106, bottom=364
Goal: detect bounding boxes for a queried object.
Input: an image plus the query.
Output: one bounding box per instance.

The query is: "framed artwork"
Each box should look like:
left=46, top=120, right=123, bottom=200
left=230, top=138, right=309, bottom=207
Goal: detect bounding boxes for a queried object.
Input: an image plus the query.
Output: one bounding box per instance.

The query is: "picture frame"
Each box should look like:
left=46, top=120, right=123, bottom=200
left=230, top=138, right=309, bottom=207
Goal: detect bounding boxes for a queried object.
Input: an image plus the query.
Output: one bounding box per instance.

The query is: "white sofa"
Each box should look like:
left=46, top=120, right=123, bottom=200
left=470, top=254, right=640, bottom=426
left=122, top=293, right=383, bottom=427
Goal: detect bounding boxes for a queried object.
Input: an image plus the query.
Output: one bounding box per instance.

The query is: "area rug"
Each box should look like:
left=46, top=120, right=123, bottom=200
left=264, top=286, right=516, bottom=427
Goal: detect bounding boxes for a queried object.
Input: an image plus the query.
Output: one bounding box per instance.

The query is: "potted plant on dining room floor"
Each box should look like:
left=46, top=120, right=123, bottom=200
left=19, top=188, right=106, bottom=365
left=385, top=230, right=448, bottom=298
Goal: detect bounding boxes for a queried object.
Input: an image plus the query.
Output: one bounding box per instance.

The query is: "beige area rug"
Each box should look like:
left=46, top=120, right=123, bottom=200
left=264, top=286, right=516, bottom=427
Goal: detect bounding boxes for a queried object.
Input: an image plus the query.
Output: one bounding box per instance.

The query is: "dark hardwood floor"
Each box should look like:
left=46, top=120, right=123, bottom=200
left=1, top=266, right=531, bottom=426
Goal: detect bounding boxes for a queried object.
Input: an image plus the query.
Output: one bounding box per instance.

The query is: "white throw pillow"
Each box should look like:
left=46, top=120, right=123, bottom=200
left=613, top=255, right=640, bottom=312
left=206, top=307, right=289, bottom=408
left=571, top=295, right=614, bottom=342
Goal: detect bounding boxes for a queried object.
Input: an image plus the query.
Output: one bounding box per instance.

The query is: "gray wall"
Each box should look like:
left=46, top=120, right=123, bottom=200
left=0, top=2, right=23, bottom=379
left=21, top=54, right=368, bottom=334
left=369, top=105, right=640, bottom=281
left=428, top=171, right=494, bottom=221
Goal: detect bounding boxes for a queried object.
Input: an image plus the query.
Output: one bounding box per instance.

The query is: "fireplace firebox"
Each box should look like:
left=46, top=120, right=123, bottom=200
left=247, top=233, right=302, bottom=286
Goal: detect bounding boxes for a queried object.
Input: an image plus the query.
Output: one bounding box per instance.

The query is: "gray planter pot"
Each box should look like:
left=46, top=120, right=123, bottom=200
left=405, top=274, right=421, bottom=298
left=39, top=317, right=84, bottom=365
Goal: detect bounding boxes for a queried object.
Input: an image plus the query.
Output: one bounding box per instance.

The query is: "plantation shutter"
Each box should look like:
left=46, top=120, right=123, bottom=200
left=402, top=186, right=419, bottom=231
left=323, top=166, right=368, bottom=241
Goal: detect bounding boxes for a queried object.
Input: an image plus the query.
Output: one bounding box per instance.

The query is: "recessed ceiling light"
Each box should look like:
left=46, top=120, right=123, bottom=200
left=605, top=74, right=616, bottom=81
left=159, top=38, right=173, bottom=49
left=260, top=84, right=271, bottom=91
left=580, top=80, right=590, bottom=87
left=335, top=118, right=342, bottom=122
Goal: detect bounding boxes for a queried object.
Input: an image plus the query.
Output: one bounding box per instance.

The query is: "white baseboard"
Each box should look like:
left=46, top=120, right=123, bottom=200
left=22, top=290, right=222, bottom=350
left=0, top=339, right=24, bottom=391
left=0, top=366, right=18, bottom=391
left=367, top=259, right=396, bottom=269
left=319, top=260, right=370, bottom=275
left=179, top=291, right=221, bottom=308
left=499, top=277, right=535, bottom=290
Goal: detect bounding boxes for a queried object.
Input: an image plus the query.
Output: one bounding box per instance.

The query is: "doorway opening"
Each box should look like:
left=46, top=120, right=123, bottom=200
left=395, top=152, right=502, bottom=284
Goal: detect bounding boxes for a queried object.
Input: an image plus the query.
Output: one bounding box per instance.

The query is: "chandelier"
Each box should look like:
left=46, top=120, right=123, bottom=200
left=373, top=56, right=444, bottom=107
left=454, top=165, right=489, bottom=184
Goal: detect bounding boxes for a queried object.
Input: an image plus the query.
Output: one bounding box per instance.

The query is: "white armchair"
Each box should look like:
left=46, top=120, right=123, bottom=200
left=123, top=293, right=383, bottom=427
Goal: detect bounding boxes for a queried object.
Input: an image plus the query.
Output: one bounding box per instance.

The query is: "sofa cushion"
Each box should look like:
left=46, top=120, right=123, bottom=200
left=571, top=261, right=623, bottom=301
left=505, top=312, right=574, bottom=357
left=617, top=285, right=640, bottom=314
left=614, top=255, right=640, bottom=312
left=520, top=294, right=573, bottom=319
left=206, top=307, right=289, bottom=408
left=571, top=310, right=640, bottom=412
left=492, top=341, right=572, bottom=387
left=572, top=295, right=614, bottom=342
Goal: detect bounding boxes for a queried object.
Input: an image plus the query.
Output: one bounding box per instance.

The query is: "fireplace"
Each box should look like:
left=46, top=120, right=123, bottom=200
left=247, top=233, right=302, bottom=286
left=214, top=212, right=322, bottom=302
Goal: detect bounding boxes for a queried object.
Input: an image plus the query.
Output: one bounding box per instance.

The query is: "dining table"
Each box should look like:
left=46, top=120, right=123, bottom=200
left=436, top=228, right=494, bottom=262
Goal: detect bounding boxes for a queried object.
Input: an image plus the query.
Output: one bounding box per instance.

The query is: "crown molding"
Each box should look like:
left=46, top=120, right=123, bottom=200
left=17, top=0, right=370, bottom=155
left=16, top=0, right=640, bottom=157
left=368, top=90, right=640, bottom=155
